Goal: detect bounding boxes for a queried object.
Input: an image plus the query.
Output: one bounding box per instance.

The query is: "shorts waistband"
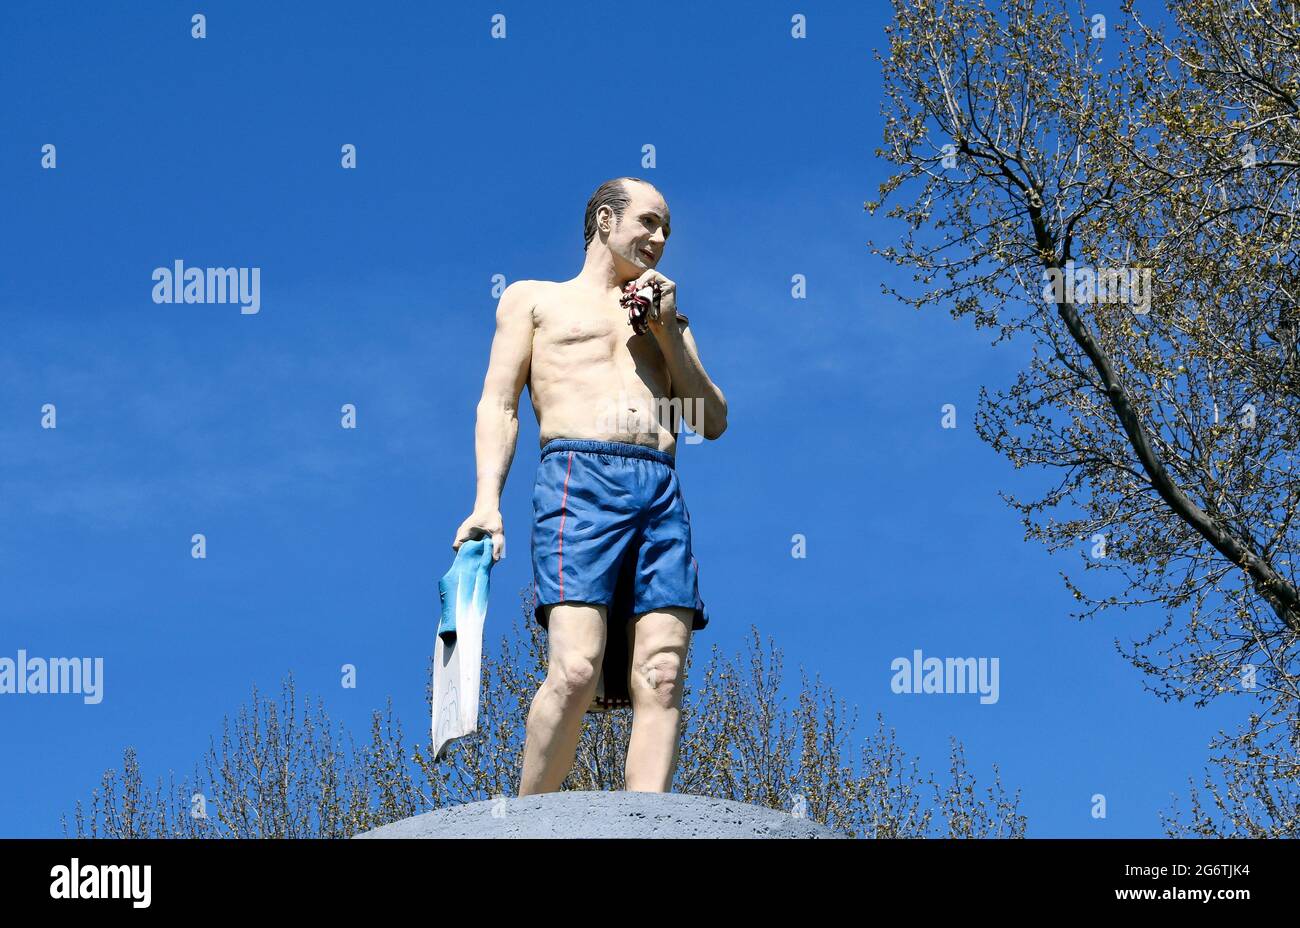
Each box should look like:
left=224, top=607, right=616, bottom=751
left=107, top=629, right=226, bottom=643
left=540, top=439, right=675, bottom=468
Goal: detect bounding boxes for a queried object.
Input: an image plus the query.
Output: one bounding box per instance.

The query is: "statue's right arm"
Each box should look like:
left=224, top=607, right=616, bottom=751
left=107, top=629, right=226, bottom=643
left=452, top=281, right=534, bottom=561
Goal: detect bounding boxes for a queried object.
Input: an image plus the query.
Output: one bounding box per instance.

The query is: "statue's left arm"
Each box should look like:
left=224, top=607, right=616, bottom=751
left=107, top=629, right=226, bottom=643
left=642, top=273, right=727, bottom=439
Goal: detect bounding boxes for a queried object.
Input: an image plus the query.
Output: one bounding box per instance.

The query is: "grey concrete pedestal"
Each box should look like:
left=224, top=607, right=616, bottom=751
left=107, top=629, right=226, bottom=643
left=354, top=790, right=845, bottom=839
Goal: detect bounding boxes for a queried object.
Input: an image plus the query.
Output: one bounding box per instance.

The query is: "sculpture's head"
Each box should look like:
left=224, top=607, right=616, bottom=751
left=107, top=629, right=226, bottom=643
left=583, top=177, right=671, bottom=278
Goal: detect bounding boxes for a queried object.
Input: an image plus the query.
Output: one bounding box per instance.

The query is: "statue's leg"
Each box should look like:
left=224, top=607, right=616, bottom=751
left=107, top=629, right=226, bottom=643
left=518, top=602, right=606, bottom=796
left=624, top=607, right=693, bottom=792
left=530, top=444, right=640, bottom=711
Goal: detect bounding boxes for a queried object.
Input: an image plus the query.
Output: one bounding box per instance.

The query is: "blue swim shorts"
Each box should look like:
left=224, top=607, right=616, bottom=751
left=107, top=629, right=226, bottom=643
left=531, top=439, right=708, bottom=631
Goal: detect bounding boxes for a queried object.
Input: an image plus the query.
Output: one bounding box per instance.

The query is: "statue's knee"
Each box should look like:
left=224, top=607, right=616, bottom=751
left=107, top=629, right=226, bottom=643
left=548, top=655, right=598, bottom=702
left=630, top=653, right=683, bottom=707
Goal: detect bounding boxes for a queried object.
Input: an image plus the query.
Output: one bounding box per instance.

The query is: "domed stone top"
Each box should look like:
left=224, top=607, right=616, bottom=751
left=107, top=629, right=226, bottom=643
left=354, top=790, right=845, bottom=839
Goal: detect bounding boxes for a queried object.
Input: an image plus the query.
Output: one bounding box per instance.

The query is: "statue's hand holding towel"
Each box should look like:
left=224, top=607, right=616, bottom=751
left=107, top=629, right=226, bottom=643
left=432, top=537, right=495, bottom=760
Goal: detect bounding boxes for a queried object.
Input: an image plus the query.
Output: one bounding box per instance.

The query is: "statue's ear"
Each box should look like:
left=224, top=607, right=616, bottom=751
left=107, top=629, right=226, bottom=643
left=675, top=310, right=690, bottom=327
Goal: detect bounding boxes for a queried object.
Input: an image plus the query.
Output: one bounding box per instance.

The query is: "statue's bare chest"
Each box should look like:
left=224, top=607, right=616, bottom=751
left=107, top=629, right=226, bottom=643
left=535, top=290, right=665, bottom=378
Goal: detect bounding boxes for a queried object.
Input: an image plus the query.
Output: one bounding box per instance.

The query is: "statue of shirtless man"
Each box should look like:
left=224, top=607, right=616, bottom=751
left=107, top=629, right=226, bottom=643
left=453, top=177, right=728, bottom=794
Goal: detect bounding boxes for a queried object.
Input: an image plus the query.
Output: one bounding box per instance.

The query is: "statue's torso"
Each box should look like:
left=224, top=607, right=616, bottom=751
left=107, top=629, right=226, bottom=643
left=526, top=279, right=679, bottom=454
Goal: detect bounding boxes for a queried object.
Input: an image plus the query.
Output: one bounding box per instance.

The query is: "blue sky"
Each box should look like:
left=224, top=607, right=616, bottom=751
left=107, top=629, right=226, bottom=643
left=0, top=0, right=1239, bottom=837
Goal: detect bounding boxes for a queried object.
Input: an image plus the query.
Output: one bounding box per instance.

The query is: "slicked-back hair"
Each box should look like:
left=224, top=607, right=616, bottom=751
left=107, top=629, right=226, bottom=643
left=583, top=177, right=651, bottom=252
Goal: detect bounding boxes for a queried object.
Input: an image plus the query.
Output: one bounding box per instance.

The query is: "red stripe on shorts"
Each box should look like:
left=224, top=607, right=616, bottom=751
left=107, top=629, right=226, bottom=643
left=557, top=451, right=574, bottom=599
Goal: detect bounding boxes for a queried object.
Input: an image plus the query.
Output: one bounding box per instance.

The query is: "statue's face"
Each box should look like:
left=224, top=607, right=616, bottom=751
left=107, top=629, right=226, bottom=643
left=604, top=183, right=671, bottom=276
